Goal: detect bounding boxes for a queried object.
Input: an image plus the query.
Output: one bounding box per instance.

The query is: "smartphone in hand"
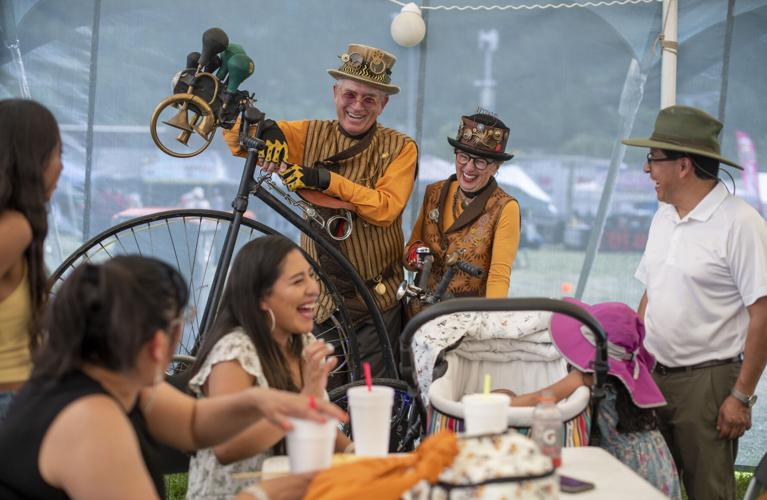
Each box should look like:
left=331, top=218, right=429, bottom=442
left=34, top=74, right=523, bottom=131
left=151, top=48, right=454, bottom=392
left=560, top=474, right=595, bottom=493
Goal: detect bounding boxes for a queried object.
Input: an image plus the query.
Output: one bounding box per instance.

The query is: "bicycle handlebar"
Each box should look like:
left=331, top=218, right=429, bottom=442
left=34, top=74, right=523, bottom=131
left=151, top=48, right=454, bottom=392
left=455, top=260, right=483, bottom=278
left=240, top=135, right=264, bottom=151
left=417, top=255, right=433, bottom=290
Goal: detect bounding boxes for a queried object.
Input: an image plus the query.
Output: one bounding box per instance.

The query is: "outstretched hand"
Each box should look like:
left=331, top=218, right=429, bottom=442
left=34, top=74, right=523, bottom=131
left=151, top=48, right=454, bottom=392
left=262, top=473, right=317, bottom=500
left=251, top=386, right=347, bottom=431
left=492, top=389, right=517, bottom=398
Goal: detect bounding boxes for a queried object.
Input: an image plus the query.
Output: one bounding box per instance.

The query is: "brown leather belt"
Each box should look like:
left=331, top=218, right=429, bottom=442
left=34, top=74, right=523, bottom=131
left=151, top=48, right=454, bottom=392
left=654, top=354, right=743, bottom=375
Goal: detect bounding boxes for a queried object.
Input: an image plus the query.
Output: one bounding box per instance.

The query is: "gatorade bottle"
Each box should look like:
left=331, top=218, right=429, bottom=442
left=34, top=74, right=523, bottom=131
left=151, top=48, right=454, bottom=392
left=530, top=392, right=563, bottom=467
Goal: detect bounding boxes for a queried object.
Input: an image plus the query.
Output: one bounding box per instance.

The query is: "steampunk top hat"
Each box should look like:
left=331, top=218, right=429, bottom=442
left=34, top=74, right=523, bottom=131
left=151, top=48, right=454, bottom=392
left=327, top=43, right=400, bottom=95
left=447, top=112, right=513, bottom=162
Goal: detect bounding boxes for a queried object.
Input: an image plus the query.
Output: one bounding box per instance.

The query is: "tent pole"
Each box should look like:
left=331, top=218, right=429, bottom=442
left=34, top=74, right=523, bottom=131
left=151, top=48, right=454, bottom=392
left=83, top=0, right=102, bottom=241
left=574, top=8, right=663, bottom=301
left=718, top=0, right=736, bottom=122
left=660, top=0, right=678, bottom=108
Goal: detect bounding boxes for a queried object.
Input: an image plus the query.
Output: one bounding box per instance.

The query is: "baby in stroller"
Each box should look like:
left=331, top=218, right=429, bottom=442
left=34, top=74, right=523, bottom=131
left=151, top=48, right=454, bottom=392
left=495, top=299, right=681, bottom=499
left=411, top=306, right=592, bottom=446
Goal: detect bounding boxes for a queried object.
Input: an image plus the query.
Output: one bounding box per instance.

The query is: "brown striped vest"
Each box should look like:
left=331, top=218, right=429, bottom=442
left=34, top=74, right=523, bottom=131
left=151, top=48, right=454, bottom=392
left=299, top=120, right=414, bottom=323
left=419, top=175, right=515, bottom=297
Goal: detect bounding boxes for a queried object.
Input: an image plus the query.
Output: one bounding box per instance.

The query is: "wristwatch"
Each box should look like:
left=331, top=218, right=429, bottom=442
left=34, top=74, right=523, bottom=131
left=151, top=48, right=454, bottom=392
left=731, top=388, right=758, bottom=408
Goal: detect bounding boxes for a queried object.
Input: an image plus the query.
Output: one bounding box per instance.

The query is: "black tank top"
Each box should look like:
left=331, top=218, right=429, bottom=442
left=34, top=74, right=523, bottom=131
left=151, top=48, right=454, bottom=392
left=0, top=370, right=164, bottom=499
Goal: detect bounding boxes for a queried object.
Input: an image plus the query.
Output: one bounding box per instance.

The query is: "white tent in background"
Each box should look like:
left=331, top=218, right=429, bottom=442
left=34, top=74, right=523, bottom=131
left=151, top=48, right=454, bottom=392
left=495, top=165, right=553, bottom=204
left=418, top=154, right=552, bottom=204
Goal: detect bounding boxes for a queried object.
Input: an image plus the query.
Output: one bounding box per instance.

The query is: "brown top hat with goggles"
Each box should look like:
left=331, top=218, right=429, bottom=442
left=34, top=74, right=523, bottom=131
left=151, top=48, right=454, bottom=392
left=328, top=44, right=400, bottom=95
left=448, top=113, right=514, bottom=162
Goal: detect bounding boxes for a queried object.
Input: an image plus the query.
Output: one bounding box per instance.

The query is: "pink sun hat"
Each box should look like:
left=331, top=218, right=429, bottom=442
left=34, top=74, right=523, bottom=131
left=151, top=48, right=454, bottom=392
left=549, top=298, right=666, bottom=408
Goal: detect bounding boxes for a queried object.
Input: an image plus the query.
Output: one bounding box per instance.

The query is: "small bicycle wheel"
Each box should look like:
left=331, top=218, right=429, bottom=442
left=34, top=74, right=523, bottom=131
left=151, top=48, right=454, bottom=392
left=328, top=378, right=425, bottom=453
left=49, top=209, right=357, bottom=379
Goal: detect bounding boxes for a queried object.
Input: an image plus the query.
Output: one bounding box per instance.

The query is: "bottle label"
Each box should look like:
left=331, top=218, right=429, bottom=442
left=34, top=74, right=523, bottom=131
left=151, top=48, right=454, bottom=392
left=540, top=428, right=558, bottom=446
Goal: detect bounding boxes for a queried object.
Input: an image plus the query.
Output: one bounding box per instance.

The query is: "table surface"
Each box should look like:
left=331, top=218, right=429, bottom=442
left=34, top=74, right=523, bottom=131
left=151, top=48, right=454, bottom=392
left=560, top=447, right=667, bottom=499
left=251, top=447, right=669, bottom=499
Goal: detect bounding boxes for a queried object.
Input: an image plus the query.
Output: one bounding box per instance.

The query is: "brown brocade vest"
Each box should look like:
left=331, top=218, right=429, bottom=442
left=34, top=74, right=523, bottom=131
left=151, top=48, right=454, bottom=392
left=420, top=175, right=515, bottom=297
left=300, top=120, right=414, bottom=323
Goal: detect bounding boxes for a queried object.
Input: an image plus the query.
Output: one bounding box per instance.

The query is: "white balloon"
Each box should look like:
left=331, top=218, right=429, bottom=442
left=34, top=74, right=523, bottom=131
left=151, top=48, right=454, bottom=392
left=390, top=3, right=426, bottom=47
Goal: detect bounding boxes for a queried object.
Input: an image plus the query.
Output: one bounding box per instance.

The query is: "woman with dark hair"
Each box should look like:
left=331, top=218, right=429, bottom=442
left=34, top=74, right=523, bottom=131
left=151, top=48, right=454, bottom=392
left=0, top=99, right=63, bottom=420
left=404, top=111, right=520, bottom=315
left=495, top=300, right=681, bottom=498
left=0, top=256, right=345, bottom=500
left=186, top=235, right=352, bottom=499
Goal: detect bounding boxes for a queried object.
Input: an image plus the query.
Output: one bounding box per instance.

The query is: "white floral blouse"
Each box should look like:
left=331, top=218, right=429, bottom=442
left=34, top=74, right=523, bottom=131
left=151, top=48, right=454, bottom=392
left=185, top=328, right=314, bottom=500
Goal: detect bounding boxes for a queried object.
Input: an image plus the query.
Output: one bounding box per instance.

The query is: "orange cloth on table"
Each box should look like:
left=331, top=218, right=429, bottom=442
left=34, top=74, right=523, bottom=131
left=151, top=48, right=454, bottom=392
left=304, top=430, right=458, bottom=500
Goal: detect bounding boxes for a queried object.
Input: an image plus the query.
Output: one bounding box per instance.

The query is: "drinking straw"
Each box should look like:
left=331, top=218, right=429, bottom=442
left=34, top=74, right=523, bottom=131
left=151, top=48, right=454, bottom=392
left=483, top=374, right=491, bottom=396
left=363, top=362, right=372, bottom=392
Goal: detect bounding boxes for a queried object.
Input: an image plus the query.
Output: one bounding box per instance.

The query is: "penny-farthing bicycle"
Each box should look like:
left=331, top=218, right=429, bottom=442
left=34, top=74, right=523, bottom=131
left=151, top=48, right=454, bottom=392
left=50, top=28, right=424, bottom=453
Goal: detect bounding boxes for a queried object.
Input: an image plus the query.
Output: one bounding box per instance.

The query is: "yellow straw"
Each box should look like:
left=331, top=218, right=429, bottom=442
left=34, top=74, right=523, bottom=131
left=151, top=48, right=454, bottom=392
left=483, top=374, right=491, bottom=395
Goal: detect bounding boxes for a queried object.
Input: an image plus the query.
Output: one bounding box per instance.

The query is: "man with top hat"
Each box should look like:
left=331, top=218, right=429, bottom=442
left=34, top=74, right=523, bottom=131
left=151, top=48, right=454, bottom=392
left=223, top=44, right=417, bottom=379
left=623, top=105, right=767, bottom=500
left=403, top=111, right=520, bottom=313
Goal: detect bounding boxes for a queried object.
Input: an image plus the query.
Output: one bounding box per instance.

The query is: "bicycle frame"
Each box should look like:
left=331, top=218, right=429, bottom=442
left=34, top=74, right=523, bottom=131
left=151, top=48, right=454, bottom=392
left=198, top=111, right=398, bottom=380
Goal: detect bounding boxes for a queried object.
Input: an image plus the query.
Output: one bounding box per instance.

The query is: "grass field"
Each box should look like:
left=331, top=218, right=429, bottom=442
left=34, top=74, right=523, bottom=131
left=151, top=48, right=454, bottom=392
left=509, top=245, right=645, bottom=305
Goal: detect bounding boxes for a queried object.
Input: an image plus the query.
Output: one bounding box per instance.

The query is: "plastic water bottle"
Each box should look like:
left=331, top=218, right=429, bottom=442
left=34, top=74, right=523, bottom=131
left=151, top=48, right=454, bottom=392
left=530, top=393, right=563, bottom=467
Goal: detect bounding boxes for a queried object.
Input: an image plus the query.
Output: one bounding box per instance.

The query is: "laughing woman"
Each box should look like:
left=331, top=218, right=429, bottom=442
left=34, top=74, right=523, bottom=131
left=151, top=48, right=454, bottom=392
left=186, top=235, right=352, bottom=499
left=404, top=111, right=521, bottom=315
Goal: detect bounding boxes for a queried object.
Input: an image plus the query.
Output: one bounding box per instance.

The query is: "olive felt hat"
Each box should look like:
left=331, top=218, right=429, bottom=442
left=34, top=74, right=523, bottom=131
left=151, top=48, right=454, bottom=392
left=622, top=105, right=742, bottom=170
left=327, top=43, right=400, bottom=95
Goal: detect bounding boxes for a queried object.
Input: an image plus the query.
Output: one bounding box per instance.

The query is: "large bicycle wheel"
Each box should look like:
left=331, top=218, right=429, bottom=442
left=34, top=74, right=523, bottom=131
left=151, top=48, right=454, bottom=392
left=328, top=378, right=425, bottom=453
left=49, top=209, right=358, bottom=380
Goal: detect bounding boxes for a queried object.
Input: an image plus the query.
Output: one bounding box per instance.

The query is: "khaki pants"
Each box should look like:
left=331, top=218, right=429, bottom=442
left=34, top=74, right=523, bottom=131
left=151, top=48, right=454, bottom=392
left=653, top=363, right=740, bottom=500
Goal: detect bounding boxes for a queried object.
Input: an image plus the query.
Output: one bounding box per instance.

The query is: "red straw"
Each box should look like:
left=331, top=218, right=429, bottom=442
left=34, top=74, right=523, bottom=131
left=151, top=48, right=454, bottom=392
left=363, top=362, right=372, bottom=392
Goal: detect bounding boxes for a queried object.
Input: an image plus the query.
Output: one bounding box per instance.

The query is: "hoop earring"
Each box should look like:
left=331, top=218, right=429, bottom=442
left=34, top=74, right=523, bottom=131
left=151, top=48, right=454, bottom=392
left=266, top=308, right=276, bottom=334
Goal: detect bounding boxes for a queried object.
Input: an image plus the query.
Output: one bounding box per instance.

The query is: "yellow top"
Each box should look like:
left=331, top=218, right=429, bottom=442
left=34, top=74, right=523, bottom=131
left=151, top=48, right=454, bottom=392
left=223, top=119, right=418, bottom=226
left=406, top=180, right=520, bottom=298
left=0, top=261, right=32, bottom=383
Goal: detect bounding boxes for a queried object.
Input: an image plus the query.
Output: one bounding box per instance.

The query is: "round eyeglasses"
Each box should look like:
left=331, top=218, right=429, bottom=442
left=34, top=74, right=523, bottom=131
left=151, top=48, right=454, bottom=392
left=455, top=151, right=494, bottom=171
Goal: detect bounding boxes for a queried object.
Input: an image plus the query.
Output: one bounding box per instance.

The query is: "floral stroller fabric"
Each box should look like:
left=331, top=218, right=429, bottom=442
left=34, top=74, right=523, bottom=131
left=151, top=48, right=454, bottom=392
left=411, top=310, right=592, bottom=446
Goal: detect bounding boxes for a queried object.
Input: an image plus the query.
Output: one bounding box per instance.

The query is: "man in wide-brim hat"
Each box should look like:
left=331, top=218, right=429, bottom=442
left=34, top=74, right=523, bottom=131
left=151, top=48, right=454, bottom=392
left=403, top=111, right=521, bottom=313
left=624, top=105, right=767, bottom=500
left=223, top=44, right=418, bottom=379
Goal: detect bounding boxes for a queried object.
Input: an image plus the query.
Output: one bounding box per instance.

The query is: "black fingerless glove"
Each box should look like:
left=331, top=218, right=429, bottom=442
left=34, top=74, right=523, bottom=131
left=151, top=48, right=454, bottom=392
left=279, top=163, right=331, bottom=191
left=257, top=120, right=288, bottom=163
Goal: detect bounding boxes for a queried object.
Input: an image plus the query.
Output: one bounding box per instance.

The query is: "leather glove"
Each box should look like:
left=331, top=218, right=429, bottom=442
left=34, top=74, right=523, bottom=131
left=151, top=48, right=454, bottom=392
left=258, top=120, right=289, bottom=163
left=279, top=163, right=331, bottom=192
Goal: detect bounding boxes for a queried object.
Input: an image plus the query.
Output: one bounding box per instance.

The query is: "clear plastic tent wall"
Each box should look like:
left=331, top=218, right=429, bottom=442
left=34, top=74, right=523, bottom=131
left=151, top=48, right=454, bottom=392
left=2, top=0, right=766, bottom=466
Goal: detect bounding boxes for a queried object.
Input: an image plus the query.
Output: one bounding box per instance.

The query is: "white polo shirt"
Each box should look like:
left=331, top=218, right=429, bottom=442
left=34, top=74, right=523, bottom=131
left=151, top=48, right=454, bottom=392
left=635, top=182, right=767, bottom=367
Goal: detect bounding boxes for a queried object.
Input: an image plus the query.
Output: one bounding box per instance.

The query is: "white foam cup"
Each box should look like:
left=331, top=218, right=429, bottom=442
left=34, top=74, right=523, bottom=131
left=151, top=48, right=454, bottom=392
left=285, top=417, right=337, bottom=472
left=461, top=393, right=510, bottom=436
left=347, top=385, right=395, bottom=456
